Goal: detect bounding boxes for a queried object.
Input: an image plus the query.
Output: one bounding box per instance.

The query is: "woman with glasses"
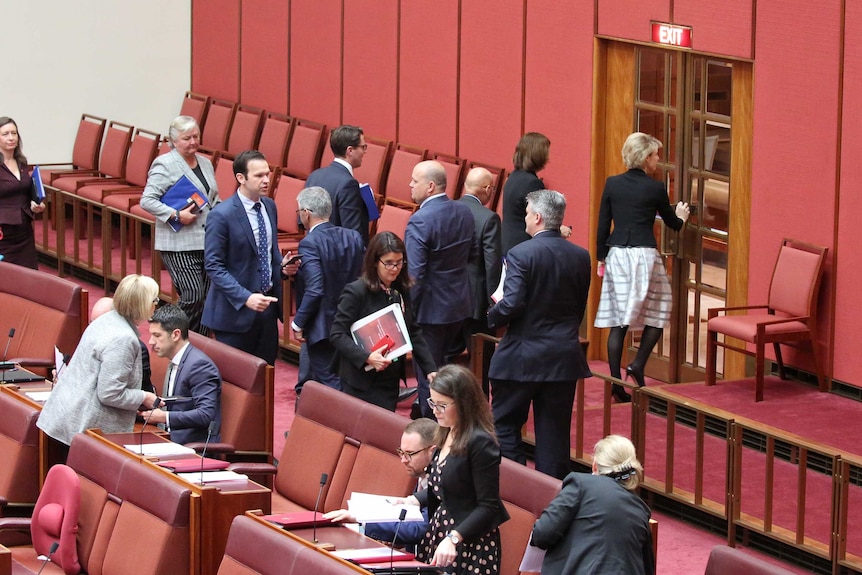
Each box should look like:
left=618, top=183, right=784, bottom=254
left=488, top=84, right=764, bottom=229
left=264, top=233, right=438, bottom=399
left=330, top=231, right=437, bottom=410
left=530, top=435, right=654, bottom=575
left=405, top=365, right=509, bottom=574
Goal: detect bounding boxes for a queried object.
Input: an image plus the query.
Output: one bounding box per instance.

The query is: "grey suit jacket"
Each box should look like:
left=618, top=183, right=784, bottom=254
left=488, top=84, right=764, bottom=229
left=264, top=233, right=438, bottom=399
left=140, top=149, right=219, bottom=252
left=37, top=310, right=145, bottom=445
left=458, top=195, right=502, bottom=321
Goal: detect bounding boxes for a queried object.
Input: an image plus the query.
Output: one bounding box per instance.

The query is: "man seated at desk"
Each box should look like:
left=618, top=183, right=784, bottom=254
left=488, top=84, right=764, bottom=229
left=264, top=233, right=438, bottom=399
left=140, top=304, right=221, bottom=444
left=324, top=418, right=438, bottom=548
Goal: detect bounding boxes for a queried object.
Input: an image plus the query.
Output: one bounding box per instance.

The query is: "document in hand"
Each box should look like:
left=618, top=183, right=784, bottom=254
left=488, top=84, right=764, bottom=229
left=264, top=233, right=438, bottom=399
left=360, top=183, right=380, bottom=221
left=490, top=258, right=507, bottom=304
left=347, top=492, right=424, bottom=523
left=350, top=303, right=412, bottom=362
left=161, top=175, right=209, bottom=232
left=31, top=165, right=46, bottom=203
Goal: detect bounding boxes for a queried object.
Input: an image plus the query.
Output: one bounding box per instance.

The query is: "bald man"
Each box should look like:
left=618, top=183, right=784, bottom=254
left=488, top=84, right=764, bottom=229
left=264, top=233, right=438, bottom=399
left=455, top=168, right=502, bottom=394
left=406, top=160, right=477, bottom=418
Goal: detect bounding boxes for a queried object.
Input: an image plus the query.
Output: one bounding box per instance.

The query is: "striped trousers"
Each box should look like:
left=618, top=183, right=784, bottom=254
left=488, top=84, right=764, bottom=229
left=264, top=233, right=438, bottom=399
left=160, top=250, right=209, bottom=335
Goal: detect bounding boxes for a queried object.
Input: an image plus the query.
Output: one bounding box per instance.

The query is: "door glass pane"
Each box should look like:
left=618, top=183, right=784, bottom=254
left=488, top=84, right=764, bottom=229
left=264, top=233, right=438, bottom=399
left=638, top=50, right=666, bottom=105
left=666, top=115, right=677, bottom=165
left=707, top=61, right=732, bottom=115
left=637, top=109, right=663, bottom=142
left=692, top=59, right=704, bottom=112
left=706, top=123, right=731, bottom=176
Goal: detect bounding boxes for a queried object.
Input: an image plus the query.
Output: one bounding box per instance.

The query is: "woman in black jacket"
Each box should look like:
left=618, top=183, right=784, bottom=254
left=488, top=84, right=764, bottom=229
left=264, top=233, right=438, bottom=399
left=329, top=231, right=436, bottom=410
left=594, top=132, right=689, bottom=402
left=408, top=365, right=509, bottom=574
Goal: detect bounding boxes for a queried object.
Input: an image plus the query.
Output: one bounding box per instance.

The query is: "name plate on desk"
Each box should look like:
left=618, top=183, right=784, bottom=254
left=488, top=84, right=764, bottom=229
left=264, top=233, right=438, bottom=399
left=124, top=442, right=196, bottom=457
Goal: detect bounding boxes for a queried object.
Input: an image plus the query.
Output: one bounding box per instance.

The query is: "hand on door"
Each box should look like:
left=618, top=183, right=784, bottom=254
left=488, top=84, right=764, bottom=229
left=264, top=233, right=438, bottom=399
left=675, top=201, right=690, bottom=222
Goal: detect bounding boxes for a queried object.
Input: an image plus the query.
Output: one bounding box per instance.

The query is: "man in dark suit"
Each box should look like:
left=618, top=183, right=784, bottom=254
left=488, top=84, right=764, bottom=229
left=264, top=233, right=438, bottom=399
left=143, top=304, right=221, bottom=445
left=289, top=186, right=365, bottom=390
left=456, top=167, right=502, bottom=395
left=305, top=125, right=369, bottom=245
left=406, top=160, right=476, bottom=418
left=203, top=150, right=283, bottom=365
left=487, top=189, right=592, bottom=479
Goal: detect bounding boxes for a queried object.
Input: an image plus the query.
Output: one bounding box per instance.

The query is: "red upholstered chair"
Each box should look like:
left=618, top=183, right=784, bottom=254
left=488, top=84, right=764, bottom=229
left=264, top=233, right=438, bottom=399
left=38, top=114, right=107, bottom=186
left=199, top=98, right=237, bottom=158
left=257, top=113, right=294, bottom=169
left=466, top=161, right=506, bottom=211
left=430, top=152, right=466, bottom=199
left=382, top=144, right=426, bottom=206
left=284, top=118, right=326, bottom=179
left=353, top=137, right=393, bottom=201
left=213, top=152, right=239, bottom=202
left=179, top=91, right=210, bottom=128
left=226, top=104, right=265, bottom=156
left=374, top=203, right=414, bottom=238
left=705, top=238, right=828, bottom=401
left=31, top=465, right=81, bottom=575
left=50, top=120, right=133, bottom=194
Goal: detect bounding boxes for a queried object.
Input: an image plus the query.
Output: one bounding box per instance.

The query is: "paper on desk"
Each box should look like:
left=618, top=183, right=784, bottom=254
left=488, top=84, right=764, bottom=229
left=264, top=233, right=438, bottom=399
left=331, top=547, right=414, bottom=562
left=123, top=442, right=196, bottom=457
left=177, top=470, right=248, bottom=484
left=25, top=391, right=52, bottom=402
left=347, top=492, right=424, bottom=523
left=518, top=534, right=545, bottom=573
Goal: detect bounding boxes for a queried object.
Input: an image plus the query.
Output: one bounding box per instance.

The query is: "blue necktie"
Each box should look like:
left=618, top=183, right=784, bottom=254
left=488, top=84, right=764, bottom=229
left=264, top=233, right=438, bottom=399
left=253, top=202, right=271, bottom=292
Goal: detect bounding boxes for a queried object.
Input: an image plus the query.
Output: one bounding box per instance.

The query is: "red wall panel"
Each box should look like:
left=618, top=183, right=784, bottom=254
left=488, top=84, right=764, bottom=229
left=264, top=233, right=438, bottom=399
left=458, top=0, right=524, bottom=167
left=343, top=0, right=398, bottom=140
left=749, top=0, right=840, bottom=373
left=674, top=0, right=753, bottom=60
left=525, top=0, right=595, bottom=247
left=191, top=0, right=241, bottom=101
left=597, top=0, right=669, bottom=43
left=289, top=0, right=342, bottom=127
left=834, top=2, right=862, bottom=385
left=398, top=0, right=458, bottom=152
left=241, top=0, right=289, bottom=114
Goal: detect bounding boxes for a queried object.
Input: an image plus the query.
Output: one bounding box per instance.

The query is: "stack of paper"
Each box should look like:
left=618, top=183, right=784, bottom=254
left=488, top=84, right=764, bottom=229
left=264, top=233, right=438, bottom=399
left=177, top=470, right=248, bottom=484
left=123, top=442, right=197, bottom=457
left=346, top=492, right=424, bottom=523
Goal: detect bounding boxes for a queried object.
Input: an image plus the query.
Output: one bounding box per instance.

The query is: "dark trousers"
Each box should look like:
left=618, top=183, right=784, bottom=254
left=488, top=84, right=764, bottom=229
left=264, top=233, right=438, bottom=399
left=160, top=250, right=210, bottom=335
left=296, top=342, right=312, bottom=395
left=414, top=321, right=464, bottom=418
left=213, top=304, right=279, bottom=365
left=463, top=318, right=495, bottom=397
left=491, top=379, right=576, bottom=479
left=307, top=339, right=341, bottom=391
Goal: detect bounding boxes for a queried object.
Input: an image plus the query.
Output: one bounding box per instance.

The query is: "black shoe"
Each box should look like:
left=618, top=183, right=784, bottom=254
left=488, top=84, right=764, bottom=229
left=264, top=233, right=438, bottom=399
left=626, top=365, right=646, bottom=387
left=409, top=401, right=423, bottom=420
left=611, top=384, right=632, bottom=403
left=398, top=386, right=418, bottom=403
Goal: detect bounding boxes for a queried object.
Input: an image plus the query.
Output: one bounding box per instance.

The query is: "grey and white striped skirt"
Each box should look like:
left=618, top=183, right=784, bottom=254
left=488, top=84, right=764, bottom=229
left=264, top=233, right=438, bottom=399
left=594, top=246, right=673, bottom=329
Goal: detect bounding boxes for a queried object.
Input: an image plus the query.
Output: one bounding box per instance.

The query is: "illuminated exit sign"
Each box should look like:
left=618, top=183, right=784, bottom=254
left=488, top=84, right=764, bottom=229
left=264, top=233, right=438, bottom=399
left=651, top=22, right=693, bottom=48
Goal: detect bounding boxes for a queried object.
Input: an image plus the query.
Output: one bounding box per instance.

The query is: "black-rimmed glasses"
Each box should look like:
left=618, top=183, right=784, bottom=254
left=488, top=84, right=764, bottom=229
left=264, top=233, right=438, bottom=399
left=396, top=445, right=432, bottom=461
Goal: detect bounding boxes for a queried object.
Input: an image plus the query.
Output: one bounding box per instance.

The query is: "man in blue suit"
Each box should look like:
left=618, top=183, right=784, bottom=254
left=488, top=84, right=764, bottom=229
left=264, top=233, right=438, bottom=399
left=203, top=150, right=283, bottom=365
left=143, top=304, right=221, bottom=445
left=290, top=186, right=365, bottom=390
left=305, top=125, right=369, bottom=245
left=406, top=160, right=476, bottom=418
left=488, top=189, right=592, bottom=479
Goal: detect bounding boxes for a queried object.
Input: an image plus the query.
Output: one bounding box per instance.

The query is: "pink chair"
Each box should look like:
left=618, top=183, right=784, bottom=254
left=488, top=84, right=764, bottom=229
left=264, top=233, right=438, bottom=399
left=705, top=238, right=828, bottom=401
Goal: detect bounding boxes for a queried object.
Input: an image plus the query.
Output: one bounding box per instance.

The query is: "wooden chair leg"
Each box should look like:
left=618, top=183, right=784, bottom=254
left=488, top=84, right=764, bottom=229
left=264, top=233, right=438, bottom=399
left=773, top=342, right=786, bottom=380
left=808, top=336, right=828, bottom=392
left=706, top=329, right=717, bottom=386
left=755, top=339, right=765, bottom=402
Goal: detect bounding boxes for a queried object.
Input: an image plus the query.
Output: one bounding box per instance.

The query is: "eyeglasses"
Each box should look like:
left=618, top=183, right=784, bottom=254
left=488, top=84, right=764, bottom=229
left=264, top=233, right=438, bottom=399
left=295, top=208, right=312, bottom=214
left=378, top=259, right=405, bottom=270
left=427, top=398, right=454, bottom=413
left=396, top=445, right=432, bottom=461
left=351, top=143, right=368, bottom=151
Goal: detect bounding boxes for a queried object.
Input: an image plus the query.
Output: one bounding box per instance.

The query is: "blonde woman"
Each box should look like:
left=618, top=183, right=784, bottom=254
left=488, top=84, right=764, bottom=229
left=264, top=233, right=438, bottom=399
left=531, top=435, right=654, bottom=575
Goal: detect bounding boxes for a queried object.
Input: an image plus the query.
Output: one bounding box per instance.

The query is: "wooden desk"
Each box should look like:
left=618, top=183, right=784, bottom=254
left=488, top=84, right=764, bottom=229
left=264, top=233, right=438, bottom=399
left=93, top=431, right=272, bottom=575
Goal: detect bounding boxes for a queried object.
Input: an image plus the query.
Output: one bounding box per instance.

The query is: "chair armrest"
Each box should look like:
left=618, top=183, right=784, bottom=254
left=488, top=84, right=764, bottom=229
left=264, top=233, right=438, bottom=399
left=74, top=176, right=125, bottom=191
left=10, top=357, right=54, bottom=369
left=707, top=304, right=770, bottom=319
left=185, top=441, right=236, bottom=455
left=47, top=168, right=99, bottom=183
left=755, top=315, right=811, bottom=331
left=100, top=185, right=144, bottom=196
left=0, top=517, right=31, bottom=534
left=227, top=462, right=277, bottom=475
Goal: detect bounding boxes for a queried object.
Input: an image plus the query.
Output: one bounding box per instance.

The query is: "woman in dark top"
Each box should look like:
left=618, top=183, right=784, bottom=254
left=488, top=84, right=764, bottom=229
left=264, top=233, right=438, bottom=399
left=531, top=435, right=653, bottom=575
left=329, top=231, right=437, bottom=410
left=0, top=117, right=46, bottom=268
left=595, top=132, right=689, bottom=401
left=501, top=132, right=550, bottom=253
left=407, top=365, right=509, bottom=574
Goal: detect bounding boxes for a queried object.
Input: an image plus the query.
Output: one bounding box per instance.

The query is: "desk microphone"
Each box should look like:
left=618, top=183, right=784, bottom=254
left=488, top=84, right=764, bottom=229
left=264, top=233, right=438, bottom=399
left=139, top=396, right=161, bottom=456
left=35, top=541, right=59, bottom=575
left=199, top=420, right=219, bottom=485
left=1, top=327, right=15, bottom=382
left=312, top=472, right=328, bottom=545
left=390, top=507, right=408, bottom=575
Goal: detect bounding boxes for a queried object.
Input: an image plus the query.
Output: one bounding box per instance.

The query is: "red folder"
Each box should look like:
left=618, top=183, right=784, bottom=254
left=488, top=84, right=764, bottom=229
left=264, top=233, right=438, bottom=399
left=156, top=457, right=229, bottom=472
left=261, top=511, right=333, bottom=529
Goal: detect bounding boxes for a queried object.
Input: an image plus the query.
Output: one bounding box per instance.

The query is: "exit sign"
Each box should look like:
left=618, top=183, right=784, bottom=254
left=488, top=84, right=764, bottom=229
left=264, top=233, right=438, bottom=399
left=651, top=22, right=693, bottom=48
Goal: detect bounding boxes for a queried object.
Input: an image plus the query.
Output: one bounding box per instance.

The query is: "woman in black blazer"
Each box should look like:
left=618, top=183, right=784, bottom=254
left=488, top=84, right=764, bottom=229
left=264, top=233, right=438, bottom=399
left=594, top=132, right=689, bottom=402
left=407, top=365, right=509, bottom=574
left=329, top=231, right=436, bottom=410
left=531, top=435, right=653, bottom=575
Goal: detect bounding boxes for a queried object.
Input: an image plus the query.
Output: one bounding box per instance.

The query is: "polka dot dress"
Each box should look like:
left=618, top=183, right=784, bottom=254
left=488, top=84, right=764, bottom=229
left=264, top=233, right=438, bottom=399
left=417, top=458, right=501, bottom=574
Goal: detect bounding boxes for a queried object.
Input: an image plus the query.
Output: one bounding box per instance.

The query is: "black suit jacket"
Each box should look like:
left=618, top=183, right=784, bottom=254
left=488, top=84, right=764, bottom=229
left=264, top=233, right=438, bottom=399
left=329, top=280, right=436, bottom=393
left=306, top=161, right=369, bottom=245
left=166, top=344, right=221, bottom=445
left=501, top=169, right=544, bottom=253
left=458, top=195, right=502, bottom=321
left=596, top=168, right=684, bottom=261
left=531, top=473, right=654, bottom=575
left=416, top=429, right=509, bottom=542
left=487, top=230, right=592, bottom=382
